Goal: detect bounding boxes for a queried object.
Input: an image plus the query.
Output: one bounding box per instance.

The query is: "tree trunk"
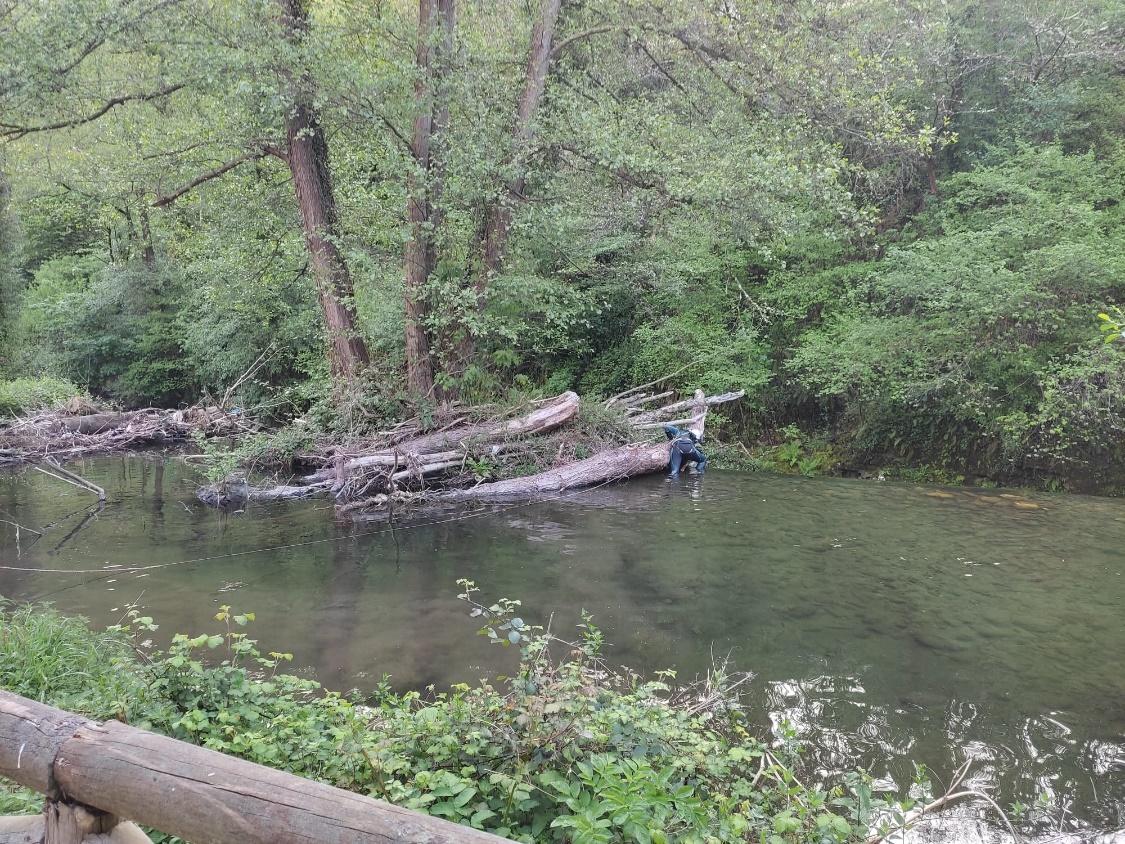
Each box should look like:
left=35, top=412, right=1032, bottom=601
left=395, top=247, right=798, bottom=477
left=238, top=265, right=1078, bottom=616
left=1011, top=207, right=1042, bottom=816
left=138, top=202, right=156, bottom=269
left=434, top=390, right=711, bottom=503
left=279, top=0, right=370, bottom=383
left=403, top=0, right=439, bottom=398
left=458, top=0, right=562, bottom=369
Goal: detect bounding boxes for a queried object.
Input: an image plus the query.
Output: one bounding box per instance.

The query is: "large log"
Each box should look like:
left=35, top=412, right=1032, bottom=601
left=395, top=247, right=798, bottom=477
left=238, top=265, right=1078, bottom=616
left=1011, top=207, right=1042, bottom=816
left=390, top=390, right=579, bottom=454
left=0, top=691, right=511, bottom=844
left=630, top=390, right=745, bottom=425
left=54, top=413, right=133, bottom=435
left=433, top=442, right=670, bottom=502
left=304, top=391, right=580, bottom=482
left=434, top=390, right=713, bottom=503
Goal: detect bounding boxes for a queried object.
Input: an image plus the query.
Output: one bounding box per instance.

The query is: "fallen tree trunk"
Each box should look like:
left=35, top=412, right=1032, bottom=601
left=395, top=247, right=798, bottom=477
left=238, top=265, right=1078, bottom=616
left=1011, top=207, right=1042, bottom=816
left=55, top=412, right=133, bottom=435
left=0, top=406, right=254, bottom=465
left=388, top=390, right=579, bottom=455
left=630, top=390, right=745, bottom=425
left=433, top=442, right=671, bottom=502
left=431, top=390, right=713, bottom=504
left=301, top=391, right=579, bottom=483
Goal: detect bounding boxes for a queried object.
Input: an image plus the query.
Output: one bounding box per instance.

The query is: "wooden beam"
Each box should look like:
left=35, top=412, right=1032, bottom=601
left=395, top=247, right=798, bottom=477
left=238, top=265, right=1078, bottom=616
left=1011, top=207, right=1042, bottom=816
left=0, top=691, right=512, bottom=844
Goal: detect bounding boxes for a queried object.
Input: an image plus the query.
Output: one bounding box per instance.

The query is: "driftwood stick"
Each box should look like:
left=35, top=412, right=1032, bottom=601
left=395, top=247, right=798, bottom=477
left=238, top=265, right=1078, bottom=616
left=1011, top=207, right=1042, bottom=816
left=45, top=460, right=107, bottom=499
left=34, top=462, right=106, bottom=500
left=627, top=390, right=674, bottom=407
left=604, top=358, right=713, bottom=407
left=0, top=518, right=42, bottom=537
left=865, top=759, right=1019, bottom=844
left=631, top=416, right=696, bottom=430
left=220, top=342, right=275, bottom=408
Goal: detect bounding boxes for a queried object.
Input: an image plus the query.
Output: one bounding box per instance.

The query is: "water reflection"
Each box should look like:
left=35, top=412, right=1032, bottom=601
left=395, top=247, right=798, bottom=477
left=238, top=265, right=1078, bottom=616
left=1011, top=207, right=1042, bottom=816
left=0, top=459, right=1122, bottom=840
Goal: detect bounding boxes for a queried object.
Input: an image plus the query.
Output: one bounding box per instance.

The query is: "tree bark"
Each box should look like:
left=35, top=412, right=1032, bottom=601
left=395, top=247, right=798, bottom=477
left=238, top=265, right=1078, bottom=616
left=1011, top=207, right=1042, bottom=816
left=403, top=0, right=439, bottom=398
left=458, top=0, right=562, bottom=369
left=279, top=0, right=370, bottom=383
left=138, top=202, right=157, bottom=268
left=0, top=691, right=513, bottom=844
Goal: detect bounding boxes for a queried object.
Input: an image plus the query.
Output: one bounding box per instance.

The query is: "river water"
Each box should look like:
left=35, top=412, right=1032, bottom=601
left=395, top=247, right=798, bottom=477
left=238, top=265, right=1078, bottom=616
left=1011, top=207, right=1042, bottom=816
left=0, top=455, right=1122, bottom=841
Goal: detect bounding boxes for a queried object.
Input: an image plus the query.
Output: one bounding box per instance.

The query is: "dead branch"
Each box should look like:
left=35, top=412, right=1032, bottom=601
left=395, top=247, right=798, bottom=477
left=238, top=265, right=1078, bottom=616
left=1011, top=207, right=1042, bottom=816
left=35, top=459, right=106, bottom=500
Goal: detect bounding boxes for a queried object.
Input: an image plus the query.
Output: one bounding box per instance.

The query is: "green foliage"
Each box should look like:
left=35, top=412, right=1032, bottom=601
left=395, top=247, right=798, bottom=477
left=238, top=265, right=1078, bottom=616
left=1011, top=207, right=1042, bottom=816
left=1, top=0, right=1123, bottom=490
left=747, top=425, right=839, bottom=478
left=0, top=591, right=935, bottom=843
left=1098, top=306, right=1125, bottom=344
left=0, top=599, right=150, bottom=719
left=0, top=376, right=87, bottom=417
left=15, top=257, right=197, bottom=406
left=783, top=145, right=1125, bottom=485
left=190, top=423, right=315, bottom=483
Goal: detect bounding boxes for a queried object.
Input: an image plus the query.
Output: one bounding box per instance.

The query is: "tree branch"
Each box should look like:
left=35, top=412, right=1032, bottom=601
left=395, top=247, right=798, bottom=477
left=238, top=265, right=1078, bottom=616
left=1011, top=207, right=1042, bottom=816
left=152, top=150, right=270, bottom=207
left=0, top=83, right=184, bottom=140
left=550, top=25, right=617, bottom=58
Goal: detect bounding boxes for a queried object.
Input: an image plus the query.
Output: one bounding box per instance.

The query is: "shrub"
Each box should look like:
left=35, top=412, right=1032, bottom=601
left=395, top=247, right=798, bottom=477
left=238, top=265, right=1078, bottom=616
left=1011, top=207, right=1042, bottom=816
left=0, top=592, right=931, bottom=843
left=0, top=376, right=88, bottom=417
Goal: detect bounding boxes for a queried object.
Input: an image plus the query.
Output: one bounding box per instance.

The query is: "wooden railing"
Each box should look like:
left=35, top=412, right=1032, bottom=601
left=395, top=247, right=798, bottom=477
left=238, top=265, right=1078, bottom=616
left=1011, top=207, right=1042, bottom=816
left=0, top=690, right=512, bottom=843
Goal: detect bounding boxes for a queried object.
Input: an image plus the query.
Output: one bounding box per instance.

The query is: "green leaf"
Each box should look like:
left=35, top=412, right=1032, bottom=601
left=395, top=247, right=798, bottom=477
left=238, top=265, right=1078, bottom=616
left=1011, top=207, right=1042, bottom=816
left=453, top=786, right=477, bottom=808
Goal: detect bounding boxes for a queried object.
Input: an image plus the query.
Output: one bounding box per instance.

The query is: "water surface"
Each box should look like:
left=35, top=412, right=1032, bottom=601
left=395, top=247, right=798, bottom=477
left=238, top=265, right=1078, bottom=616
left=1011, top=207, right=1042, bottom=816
left=0, top=456, right=1122, bottom=840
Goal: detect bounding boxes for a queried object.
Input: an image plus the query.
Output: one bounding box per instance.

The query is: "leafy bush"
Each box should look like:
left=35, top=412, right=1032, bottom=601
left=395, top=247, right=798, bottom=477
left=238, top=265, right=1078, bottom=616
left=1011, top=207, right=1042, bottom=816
left=783, top=145, right=1125, bottom=485
left=0, top=376, right=88, bottom=417
left=15, top=258, right=197, bottom=406
left=0, top=600, right=150, bottom=719
left=0, top=592, right=931, bottom=844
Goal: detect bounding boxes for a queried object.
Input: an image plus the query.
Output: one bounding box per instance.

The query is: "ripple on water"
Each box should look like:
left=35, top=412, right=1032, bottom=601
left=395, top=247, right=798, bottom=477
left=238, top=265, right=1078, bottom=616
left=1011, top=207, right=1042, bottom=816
left=0, top=462, right=1122, bottom=839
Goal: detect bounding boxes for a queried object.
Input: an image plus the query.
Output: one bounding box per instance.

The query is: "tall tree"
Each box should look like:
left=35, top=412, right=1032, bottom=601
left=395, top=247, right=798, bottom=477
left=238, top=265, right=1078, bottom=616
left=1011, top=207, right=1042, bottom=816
left=455, top=0, right=563, bottom=371
left=403, top=0, right=439, bottom=398
left=278, top=0, right=371, bottom=383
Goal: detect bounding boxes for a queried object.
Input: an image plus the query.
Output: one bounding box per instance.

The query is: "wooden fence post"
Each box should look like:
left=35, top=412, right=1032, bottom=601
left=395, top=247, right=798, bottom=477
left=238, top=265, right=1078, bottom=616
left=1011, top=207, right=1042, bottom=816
left=0, top=691, right=513, bottom=844
left=44, top=801, right=116, bottom=844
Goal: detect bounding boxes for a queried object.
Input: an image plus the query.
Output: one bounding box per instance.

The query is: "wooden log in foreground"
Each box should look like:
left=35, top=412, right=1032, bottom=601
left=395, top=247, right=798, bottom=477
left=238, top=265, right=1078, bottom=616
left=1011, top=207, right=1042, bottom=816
left=0, top=691, right=511, bottom=844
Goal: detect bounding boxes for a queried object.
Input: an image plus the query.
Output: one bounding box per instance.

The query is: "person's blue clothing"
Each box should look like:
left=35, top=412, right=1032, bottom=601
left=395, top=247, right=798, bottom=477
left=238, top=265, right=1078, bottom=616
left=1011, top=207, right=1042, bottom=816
left=663, top=424, right=706, bottom=476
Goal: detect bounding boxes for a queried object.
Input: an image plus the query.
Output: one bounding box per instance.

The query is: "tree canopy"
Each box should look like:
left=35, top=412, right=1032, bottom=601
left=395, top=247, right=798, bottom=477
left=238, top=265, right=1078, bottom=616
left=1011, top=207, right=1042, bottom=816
left=1, top=0, right=1123, bottom=486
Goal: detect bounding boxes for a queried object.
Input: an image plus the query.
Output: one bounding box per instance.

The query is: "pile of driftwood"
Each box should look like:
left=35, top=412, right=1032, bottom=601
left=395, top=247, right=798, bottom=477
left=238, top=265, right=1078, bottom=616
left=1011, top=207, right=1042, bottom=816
left=0, top=406, right=254, bottom=466
left=204, top=386, right=744, bottom=511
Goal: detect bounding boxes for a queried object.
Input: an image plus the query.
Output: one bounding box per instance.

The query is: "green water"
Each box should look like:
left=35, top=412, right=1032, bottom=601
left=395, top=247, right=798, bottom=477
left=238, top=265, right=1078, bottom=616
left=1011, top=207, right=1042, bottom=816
left=1, top=455, right=1122, bottom=839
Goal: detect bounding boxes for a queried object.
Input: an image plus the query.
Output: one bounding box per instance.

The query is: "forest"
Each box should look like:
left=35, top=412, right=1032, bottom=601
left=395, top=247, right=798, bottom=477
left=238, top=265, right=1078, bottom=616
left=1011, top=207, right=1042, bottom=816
left=1, top=3, right=1124, bottom=841
left=1, top=0, right=1123, bottom=489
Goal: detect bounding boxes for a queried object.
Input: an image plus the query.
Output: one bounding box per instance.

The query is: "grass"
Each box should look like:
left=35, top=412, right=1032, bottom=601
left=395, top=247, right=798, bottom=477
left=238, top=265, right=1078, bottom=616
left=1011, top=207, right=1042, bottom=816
left=0, top=599, right=149, bottom=719
left=0, top=376, right=90, bottom=418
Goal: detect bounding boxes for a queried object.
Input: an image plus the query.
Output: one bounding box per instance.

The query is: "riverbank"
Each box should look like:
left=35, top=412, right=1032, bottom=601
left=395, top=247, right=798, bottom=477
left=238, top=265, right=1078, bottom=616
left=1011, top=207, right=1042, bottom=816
left=716, top=424, right=1125, bottom=497
left=0, top=596, right=931, bottom=843
left=2, top=374, right=1121, bottom=499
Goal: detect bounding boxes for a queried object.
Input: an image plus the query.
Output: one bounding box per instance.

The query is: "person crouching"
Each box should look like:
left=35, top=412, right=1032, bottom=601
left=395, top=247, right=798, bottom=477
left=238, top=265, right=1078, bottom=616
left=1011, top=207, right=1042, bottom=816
left=663, top=424, right=707, bottom=477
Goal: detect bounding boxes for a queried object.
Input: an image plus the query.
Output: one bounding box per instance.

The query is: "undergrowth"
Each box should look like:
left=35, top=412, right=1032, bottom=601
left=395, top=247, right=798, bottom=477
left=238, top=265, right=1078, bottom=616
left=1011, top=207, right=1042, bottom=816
left=0, top=376, right=90, bottom=418
left=0, top=589, right=936, bottom=843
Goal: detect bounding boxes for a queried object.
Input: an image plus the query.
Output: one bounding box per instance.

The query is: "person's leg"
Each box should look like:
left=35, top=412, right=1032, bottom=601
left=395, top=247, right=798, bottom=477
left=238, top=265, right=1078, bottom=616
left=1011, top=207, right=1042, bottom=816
left=692, top=448, right=707, bottom=473
left=668, top=448, right=684, bottom=476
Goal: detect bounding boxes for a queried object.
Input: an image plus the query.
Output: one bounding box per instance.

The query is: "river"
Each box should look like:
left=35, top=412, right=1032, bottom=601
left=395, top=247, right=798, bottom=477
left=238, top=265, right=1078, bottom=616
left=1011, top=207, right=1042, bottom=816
left=1, top=455, right=1122, bottom=841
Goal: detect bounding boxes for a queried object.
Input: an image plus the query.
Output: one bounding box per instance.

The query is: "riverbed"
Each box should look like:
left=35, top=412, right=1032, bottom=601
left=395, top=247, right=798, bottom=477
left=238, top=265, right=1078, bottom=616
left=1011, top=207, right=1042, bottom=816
left=1, top=455, right=1122, bottom=841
